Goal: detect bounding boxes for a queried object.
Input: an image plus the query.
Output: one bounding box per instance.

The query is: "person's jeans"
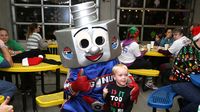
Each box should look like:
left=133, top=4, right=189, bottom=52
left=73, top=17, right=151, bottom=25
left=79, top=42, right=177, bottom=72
left=172, top=82, right=200, bottom=112
left=0, top=80, right=17, bottom=98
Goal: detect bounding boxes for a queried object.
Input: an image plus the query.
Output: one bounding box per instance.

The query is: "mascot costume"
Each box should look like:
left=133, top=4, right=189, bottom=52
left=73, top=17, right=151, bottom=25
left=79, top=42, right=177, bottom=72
left=55, top=1, right=139, bottom=112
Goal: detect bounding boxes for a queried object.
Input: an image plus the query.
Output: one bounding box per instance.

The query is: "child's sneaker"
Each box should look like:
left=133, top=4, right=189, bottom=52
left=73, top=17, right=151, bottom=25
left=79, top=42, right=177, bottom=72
left=145, top=81, right=158, bottom=90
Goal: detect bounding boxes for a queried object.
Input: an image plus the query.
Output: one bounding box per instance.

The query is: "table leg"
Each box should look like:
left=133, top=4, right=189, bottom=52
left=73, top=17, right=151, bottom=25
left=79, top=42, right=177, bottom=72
left=20, top=73, right=37, bottom=112
left=56, top=68, right=60, bottom=92
left=21, top=91, right=27, bottom=112
left=31, top=74, right=37, bottom=112
left=41, top=69, right=60, bottom=94
left=40, top=72, right=45, bottom=94
left=15, top=73, right=19, bottom=88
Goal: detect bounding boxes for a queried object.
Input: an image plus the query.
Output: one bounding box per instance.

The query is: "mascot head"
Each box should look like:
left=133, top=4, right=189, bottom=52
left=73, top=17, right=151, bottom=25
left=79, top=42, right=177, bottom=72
left=55, top=1, right=121, bottom=68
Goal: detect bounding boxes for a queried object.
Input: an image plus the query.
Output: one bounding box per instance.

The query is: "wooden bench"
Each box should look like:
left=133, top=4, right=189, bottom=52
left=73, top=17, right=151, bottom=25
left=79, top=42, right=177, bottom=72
left=128, top=69, right=160, bottom=91
left=36, top=91, right=64, bottom=108
left=0, top=95, right=4, bottom=104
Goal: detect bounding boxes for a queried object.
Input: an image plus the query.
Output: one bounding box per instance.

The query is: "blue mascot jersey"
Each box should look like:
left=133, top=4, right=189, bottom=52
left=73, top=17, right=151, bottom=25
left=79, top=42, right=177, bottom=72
left=62, top=59, right=119, bottom=112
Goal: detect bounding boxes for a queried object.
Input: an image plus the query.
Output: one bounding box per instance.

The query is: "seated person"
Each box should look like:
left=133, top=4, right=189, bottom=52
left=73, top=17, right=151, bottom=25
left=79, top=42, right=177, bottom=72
left=118, top=26, right=157, bottom=90
left=0, top=27, right=24, bottom=57
left=158, top=28, right=190, bottom=57
left=0, top=27, right=25, bottom=81
left=159, top=28, right=174, bottom=47
left=154, top=32, right=162, bottom=46
left=0, top=39, right=17, bottom=98
left=171, top=25, right=200, bottom=112
left=26, top=23, right=50, bottom=52
left=157, top=28, right=190, bottom=83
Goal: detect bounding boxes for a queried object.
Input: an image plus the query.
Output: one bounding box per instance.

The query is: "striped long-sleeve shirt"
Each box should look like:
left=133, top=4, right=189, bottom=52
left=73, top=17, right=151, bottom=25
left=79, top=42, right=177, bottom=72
left=26, top=32, right=48, bottom=50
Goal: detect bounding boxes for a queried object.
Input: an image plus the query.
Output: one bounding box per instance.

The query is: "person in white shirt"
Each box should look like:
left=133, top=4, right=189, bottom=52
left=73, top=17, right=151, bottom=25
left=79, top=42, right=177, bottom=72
left=118, top=26, right=157, bottom=90
left=158, top=27, right=190, bottom=83
left=158, top=28, right=190, bottom=56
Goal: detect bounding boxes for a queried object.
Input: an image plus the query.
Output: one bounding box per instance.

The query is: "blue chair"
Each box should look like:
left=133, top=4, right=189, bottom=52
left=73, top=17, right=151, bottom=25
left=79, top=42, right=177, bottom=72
left=190, top=74, right=200, bottom=87
left=147, top=85, right=177, bottom=112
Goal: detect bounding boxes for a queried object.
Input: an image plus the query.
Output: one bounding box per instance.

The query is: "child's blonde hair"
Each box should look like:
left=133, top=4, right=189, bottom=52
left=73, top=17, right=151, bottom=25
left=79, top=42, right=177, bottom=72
left=112, top=64, right=128, bottom=75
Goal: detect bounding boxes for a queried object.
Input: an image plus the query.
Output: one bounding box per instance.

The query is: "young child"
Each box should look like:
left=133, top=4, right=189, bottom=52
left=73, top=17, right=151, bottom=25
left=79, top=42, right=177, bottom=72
left=103, top=64, right=139, bottom=112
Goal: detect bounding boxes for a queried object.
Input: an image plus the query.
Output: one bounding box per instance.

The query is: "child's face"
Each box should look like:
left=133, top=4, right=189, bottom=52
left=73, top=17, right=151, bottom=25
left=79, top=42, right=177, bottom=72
left=113, top=68, right=128, bottom=87
left=0, top=30, right=9, bottom=43
left=166, top=29, right=172, bottom=38
left=173, top=32, right=183, bottom=40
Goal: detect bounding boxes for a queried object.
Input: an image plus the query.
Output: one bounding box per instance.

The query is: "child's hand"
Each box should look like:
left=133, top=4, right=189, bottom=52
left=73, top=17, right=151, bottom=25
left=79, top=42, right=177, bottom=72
left=103, top=87, right=108, bottom=98
left=0, top=40, right=5, bottom=47
left=128, top=81, right=140, bottom=103
left=0, top=96, right=14, bottom=112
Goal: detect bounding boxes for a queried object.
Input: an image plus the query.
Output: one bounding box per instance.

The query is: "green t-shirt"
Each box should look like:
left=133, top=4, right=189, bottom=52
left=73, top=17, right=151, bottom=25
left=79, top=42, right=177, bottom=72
left=0, top=56, right=4, bottom=63
left=0, top=39, right=25, bottom=57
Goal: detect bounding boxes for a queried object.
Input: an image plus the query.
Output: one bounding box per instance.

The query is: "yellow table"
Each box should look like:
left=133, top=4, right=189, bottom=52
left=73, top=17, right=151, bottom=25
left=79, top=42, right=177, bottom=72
left=0, top=60, right=60, bottom=112
left=48, top=44, right=58, bottom=54
left=145, top=51, right=165, bottom=57
left=0, top=63, right=60, bottom=72
left=48, top=44, right=58, bottom=48
left=45, top=54, right=69, bottom=73
left=45, top=54, right=60, bottom=61
left=0, top=95, right=4, bottom=104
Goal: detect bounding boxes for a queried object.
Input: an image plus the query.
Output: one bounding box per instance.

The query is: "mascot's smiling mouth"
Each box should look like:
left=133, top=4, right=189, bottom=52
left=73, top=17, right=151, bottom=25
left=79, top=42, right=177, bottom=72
left=86, top=53, right=103, bottom=62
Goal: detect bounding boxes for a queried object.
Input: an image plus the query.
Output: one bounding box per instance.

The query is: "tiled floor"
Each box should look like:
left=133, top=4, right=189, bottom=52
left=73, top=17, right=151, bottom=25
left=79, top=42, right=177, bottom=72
left=10, top=73, right=180, bottom=112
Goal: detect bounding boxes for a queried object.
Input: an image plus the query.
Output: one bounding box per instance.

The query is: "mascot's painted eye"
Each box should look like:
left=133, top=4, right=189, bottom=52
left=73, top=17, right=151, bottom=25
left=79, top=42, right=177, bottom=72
left=80, top=39, right=89, bottom=48
left=111, top=36, right=118, bottom=49
left=95, top=36, right=105, bottom=46
left=76, top=31, right=92, bottom=50
left=93, top=28, right=107, bottom=47
left=62, top=47, right=73, bottom=60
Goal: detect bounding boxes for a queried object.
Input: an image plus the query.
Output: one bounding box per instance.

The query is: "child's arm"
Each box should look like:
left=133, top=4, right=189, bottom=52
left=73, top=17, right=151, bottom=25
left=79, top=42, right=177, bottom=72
left=103, top=87, right=108, bottom=98
left=127, top=75, right=140, bottom=103
left=129, top=81, right=139, bottom=103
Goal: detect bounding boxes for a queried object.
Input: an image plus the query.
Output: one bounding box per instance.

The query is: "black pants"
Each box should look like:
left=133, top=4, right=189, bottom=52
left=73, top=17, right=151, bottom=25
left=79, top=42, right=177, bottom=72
left=128, top=58, right=152, bottom=69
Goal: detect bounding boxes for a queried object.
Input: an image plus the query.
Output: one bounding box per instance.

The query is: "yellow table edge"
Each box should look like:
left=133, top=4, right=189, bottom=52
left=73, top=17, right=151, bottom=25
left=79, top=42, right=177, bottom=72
left=45, top=54, right=69, bottom=73
left=36, top=92, right=64, bottom=107
left=128, top=69, right=160, bottom=77
left=0, top=95, right=4, bottom=104
left=0, top=63, right=60, bottom=72
left=48, top=44, right=58, bottom=48
left=145, top=51, right=165, bottom=57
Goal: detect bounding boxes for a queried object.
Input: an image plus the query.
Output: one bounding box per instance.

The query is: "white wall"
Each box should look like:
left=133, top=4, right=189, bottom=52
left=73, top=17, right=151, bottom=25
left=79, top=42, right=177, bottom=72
left=0, top=0, right=13, bottom=38
left=99, top=0, right=116, bottom=20
left=193, top=0, right=200, bottom=24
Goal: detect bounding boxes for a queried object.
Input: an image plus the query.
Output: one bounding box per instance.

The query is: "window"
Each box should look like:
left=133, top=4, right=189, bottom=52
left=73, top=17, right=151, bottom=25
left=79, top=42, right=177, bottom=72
left=117, top=0, right=195, bottom=41
left=11, top=0, right=99, bottom=40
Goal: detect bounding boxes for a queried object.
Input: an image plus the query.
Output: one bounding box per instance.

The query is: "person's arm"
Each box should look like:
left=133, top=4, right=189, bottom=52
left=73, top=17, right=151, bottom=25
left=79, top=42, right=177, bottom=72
left=0, top=40, right=13, bottom=66
left=159, top=38, right=166, bottom=47
left=7, top=39, right=25, bottom=56
left=158, top=49, right=172, bottom=56
left=132, top=42, right=142, bottom=57
left=103, top=87, right=108, bottom=98
left=38, top=39, right=48, bottom=49
left=1, top=46, right=13, bottom=66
